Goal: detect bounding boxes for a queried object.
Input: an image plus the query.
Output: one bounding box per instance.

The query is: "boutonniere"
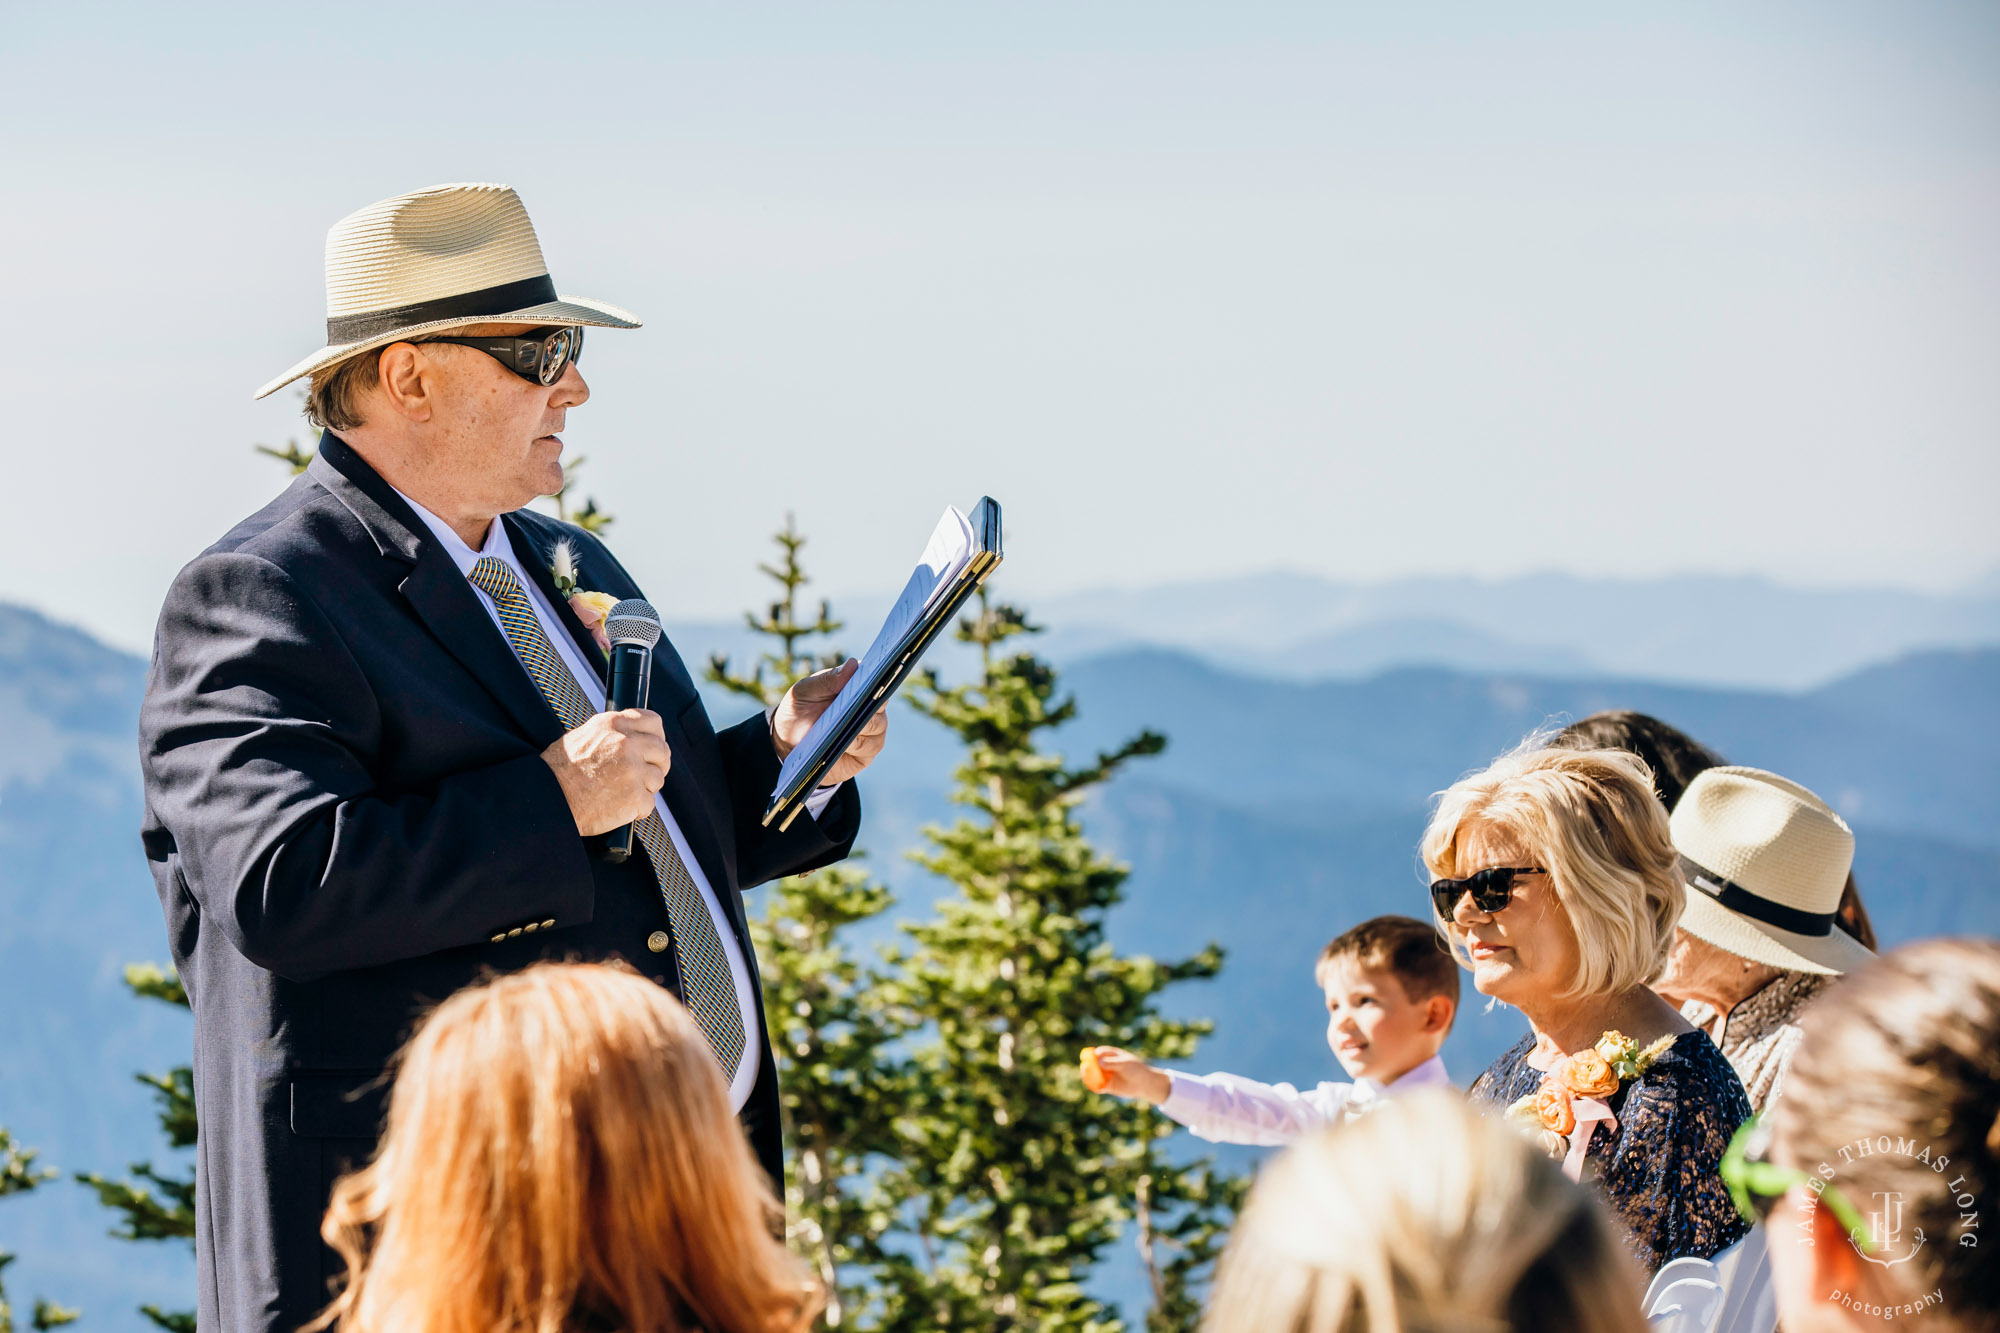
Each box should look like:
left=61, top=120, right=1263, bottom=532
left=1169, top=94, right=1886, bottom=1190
left=1504, top=1030, right=1676, bottom=1179
left=549, top=539, right=616, bottom=656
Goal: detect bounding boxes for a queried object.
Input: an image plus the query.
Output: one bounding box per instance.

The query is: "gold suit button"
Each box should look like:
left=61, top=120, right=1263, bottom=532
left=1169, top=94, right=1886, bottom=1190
left=646, top=930, right=670, bottom=954
left=540, top=919, right=555, bottom=930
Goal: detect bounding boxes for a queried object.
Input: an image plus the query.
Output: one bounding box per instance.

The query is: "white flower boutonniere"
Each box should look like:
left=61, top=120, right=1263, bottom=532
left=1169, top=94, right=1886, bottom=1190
left=549, top=539, right=616, bottom=656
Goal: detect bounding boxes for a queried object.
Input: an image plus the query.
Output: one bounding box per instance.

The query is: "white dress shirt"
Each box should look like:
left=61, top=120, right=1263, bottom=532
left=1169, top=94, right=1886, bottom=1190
left=395, top=496, right=802, bottom=1111
left=1158, top=1053, right=1453, bottom=1146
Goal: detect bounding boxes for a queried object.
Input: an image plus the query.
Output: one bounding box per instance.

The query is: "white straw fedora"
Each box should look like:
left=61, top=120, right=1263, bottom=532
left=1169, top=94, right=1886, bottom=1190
left=1670, top=766, right=1874, bottom=976
left=253, top=182, right=641, bottom=400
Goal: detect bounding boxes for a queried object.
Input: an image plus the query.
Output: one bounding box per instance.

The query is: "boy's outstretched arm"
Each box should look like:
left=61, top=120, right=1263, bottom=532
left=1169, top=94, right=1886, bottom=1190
left=1086, top=1047, right=1357, bottom=1146
left=1082, top=1046, right=1171, bottom=1103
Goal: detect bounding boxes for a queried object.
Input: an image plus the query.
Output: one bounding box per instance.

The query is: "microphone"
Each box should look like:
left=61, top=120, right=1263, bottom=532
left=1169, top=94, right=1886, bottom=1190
left=602, top=598, right=663, bottom=864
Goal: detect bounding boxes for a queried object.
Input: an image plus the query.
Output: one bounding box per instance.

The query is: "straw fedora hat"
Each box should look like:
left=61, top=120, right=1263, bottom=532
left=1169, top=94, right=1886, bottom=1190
left=253, top=182, right=641, bottom=400
left=1669, top=766, right=1874, bottom=976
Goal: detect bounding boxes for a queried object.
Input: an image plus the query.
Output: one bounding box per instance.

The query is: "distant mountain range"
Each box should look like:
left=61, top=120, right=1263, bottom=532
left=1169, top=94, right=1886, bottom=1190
left=1023, top=569, right=2000, bottom=690
left=3, top=589, right=1997, bottom=1326
left=676, top=568, right=2000, bottom=695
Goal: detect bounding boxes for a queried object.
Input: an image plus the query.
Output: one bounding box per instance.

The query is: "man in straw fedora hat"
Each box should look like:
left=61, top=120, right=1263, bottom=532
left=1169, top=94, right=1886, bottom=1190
left=140, top=182, right=888, bottom=1330
left=1653, top=766, right=1874, bottom=1111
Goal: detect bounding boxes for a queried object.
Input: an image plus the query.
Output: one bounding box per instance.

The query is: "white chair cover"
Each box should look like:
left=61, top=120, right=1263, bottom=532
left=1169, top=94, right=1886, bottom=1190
left=1639, top=1230, right=1776, bottom=1333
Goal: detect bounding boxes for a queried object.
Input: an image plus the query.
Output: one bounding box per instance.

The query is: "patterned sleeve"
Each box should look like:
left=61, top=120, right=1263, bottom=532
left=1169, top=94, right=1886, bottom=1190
left=1591, top=1035, right=1752, bottom=1271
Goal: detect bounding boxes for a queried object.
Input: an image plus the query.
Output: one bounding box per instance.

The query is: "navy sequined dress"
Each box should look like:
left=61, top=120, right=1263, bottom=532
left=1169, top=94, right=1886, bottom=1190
left=1470, top=1030, right=1752, bottom=1273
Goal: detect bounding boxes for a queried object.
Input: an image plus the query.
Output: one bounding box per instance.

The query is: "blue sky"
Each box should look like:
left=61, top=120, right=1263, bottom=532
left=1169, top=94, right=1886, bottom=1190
left=6, top=2, right=1997, bottom=650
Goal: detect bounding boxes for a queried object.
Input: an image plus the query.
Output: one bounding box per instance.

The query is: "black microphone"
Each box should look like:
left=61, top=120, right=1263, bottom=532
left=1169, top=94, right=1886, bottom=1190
left=601, top=598, right=662, bottom=864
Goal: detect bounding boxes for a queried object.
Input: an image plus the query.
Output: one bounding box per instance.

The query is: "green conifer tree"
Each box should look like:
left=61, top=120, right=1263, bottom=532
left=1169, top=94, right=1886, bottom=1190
left=1, top=1128, right=78, bottom=1332
left=77, top=965, right=195, bottom=1333
left=706, top=517, right=911, bottom=1327
left=879, top=595, right=1239, bottom=1333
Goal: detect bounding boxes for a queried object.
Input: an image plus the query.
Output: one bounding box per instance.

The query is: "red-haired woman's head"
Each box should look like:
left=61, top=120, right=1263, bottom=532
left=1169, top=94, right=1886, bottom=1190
left=311, top=961, right=819, bottom=1333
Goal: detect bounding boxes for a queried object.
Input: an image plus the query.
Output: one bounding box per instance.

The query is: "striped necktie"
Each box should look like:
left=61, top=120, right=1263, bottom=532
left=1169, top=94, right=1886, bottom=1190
left=467, top=555, right=746, bottom=1074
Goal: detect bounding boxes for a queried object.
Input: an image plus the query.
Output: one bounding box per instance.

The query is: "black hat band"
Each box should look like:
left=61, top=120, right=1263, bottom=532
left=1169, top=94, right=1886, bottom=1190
left=1687, top=861, right=1836, bottom=938
left=326, top=273, right=558, bottom=345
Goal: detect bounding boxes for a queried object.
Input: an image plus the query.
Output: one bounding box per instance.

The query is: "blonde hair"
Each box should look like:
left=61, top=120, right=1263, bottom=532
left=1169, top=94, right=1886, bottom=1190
left=1203, top=1091, right=1646, bottom=1333
left=1421, top=745, right=1683, bottom=997
left=309, top=962, right=821, bottom=1333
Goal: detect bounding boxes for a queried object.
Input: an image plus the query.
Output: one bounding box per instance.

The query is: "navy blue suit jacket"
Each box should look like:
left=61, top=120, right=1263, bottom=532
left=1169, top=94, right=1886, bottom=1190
left=138, top=434, right=857, bottom=1331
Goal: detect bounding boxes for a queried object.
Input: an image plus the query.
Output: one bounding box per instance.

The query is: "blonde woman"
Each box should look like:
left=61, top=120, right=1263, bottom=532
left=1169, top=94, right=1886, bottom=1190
left=1425, top=746, right=1752, bottom=1272
left=1203, top=1090, right=1648, bottom=1333
left=308, top=962, right=820, bottom=1333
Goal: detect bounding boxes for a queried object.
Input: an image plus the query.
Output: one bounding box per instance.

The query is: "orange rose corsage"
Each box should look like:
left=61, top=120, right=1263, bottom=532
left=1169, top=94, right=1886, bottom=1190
left=1535, top=1081, right=1577, bottom=1135
left=1504, top=1030, right=1676, bottom=1160
left=1559, top=1049, right=1621, bottom=1099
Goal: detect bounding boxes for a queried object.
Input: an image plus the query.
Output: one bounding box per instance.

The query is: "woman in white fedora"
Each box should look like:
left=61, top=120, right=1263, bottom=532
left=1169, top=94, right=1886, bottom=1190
left=1652, top=767, right=1874, bottom=1112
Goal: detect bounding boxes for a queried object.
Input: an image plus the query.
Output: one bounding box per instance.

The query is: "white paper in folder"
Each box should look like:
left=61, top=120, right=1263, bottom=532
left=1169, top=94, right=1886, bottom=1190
left=771, top=506, right=975, bottom=801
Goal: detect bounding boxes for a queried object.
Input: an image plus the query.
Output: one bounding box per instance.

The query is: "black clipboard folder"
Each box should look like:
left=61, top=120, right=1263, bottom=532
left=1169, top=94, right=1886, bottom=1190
left=763, top=497, right=1003, bottom=831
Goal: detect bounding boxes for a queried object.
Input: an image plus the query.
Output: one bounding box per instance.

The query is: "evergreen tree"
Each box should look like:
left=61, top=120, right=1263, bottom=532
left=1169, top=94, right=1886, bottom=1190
left=77, top=965, right=195, bottom=1333
left=1, top=1128, right=78, bottom=1332
left=879, top=595, right=1239, bottom=1333
left=707, top=518, right=911, bottom=1327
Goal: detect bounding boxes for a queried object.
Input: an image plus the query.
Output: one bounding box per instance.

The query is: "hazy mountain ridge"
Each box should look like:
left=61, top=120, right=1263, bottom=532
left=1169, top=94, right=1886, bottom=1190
left=1028, top=569, right=2000, bottom=690
left=2, top=597, right=1997, bottom=1325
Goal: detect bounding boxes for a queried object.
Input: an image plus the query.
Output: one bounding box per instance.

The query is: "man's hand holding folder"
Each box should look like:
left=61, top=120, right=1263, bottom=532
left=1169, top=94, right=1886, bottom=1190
left=764, top=498, right=1003, bottom=829
left=772, top=657, right=890, bottom=788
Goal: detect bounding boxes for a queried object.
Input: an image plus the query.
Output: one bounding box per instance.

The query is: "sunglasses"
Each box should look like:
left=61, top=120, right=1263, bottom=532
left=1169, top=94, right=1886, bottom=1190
left=1428, top=865, right=1546, bottom=918
left=1719, top=1116, right=1875, bottom=1253
left=419, top=324, right=584, bottom=386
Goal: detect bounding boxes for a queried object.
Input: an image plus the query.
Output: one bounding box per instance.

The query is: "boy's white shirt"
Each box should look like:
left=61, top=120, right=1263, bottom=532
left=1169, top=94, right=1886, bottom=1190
left=1158, top=1054, right=1452, bottom=1146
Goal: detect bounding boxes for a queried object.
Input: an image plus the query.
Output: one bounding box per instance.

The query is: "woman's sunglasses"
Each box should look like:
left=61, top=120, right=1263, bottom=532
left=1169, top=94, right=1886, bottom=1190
left=1428, top=866, right=1545, bottom=918
left=419, top=324, right=585, bottom=386
left=1719, top=1115, right=1875, bottom=1253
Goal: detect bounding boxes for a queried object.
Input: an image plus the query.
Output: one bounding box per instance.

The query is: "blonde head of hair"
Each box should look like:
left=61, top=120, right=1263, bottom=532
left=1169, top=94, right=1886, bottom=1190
left=308, top=961, right=821, bottom=1333
left=1202, top=1091, right=1646, bottom=1333
left=1421, top=745, right=1684, bottom=998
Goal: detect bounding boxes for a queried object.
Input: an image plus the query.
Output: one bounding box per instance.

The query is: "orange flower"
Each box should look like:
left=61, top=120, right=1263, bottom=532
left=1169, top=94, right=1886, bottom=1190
left=1079, top=1047, right=1110, bottom=1094
left=1560, top=1049, right=1621, bottom=1099
left=1535, top=1080, right=1576, bottom=1135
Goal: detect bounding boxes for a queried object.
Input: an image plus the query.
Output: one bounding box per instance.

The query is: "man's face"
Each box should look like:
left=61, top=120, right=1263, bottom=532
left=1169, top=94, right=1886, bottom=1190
left=407, top=322, right=589, bottom=515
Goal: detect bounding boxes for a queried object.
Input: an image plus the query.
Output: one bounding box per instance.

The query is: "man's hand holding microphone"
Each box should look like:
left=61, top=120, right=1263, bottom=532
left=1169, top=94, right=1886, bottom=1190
left=539, top=605, right=887, bottom=838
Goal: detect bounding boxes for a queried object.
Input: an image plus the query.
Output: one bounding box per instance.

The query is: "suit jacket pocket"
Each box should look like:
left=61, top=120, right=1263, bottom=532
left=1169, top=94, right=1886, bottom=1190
left=289, top=1070, right=390, bottom=1140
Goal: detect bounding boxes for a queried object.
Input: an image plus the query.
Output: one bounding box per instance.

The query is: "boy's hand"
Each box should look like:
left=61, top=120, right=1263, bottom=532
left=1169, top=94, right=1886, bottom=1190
left=1083, top=1046, right=1172, bottom=1104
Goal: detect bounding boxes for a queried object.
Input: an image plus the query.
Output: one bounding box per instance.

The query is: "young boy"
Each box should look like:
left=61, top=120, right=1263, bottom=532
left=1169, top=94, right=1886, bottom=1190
left=1086, top=915, right=1459, bottom=1145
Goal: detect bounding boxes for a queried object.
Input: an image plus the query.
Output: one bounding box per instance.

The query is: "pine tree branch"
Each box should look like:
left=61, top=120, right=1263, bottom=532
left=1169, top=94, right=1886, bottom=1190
left=28, top=1301, right=77, bottom=1331
left=139, top=1304, right=196, bottom=1333
left=75, top=1164, right=195, bottom=1243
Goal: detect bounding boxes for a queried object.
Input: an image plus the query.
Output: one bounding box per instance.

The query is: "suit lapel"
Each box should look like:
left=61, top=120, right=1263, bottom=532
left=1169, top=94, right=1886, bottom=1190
left=399, top=552, right=566, bottom=747
left=311, top=445, right=749, bottom=930
left=504, top=512, right=609, bottom=687
left=308, top=437, right=564, bottom=749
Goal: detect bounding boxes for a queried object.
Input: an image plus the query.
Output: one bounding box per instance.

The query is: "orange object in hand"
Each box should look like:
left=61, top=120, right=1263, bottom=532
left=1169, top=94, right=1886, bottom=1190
left=1079, top=1047, right=1110, bottom=1093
